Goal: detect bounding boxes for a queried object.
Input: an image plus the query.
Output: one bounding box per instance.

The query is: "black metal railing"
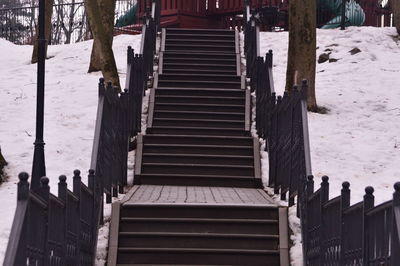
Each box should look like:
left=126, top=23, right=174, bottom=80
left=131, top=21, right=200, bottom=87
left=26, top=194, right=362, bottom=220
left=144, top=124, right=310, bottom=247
left=4, top=1, right=162, bottom=263
left=90, top=79, right=130, bottom=204
left=140, top=10, right=157, bottom=83
left=243, top=1, right=400, bottom=264
left=244, top=11, right=259, bottom=81
left=304, top=176, right=400, bottom=265
left=126, top=46, right=145, bottom=138
left=4, top=171, right=98, bottom=265
left=0, top=0, right=136, bottom=45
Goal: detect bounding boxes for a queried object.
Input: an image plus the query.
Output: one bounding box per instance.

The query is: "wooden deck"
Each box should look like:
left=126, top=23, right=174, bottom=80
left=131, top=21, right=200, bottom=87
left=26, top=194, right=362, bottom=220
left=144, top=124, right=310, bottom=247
left=122, top=185, right=275, bottom=205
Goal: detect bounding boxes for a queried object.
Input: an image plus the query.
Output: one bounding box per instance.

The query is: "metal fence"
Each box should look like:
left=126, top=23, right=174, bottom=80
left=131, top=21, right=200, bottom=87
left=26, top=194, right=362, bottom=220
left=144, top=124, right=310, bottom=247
left=3, top=171, right=98, bottom=265
left=304, top=176, right=400, bottom=265
left=0, top=0, right=136, bottom=45
left=3, top=1, right=160, bottom=262
left=243, top=1, right=400, bottom=264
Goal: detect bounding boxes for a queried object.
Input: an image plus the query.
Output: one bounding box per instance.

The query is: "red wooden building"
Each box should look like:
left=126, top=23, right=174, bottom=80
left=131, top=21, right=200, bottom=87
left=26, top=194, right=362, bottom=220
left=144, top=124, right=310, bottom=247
left=134, top=0, right=392, bottom=30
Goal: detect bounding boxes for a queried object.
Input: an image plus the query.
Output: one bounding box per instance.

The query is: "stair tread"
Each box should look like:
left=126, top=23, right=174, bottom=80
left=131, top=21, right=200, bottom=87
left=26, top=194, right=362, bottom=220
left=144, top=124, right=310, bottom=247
left=142, top=163, right=253, bottom=169
left=164, top=62, right=236, bottom=66
left=160, top=73, right=239, bottom=78
left=120, top=217, right=278, bottom=223
left=166, top=38, right=235, bottom=43
left=154, top=118, right=244, bottom=123
left=159, top=80, right=240, bottom=84
left=119, top=232, right=279, bottom=238
left=145, top=144, right=250, bottom=148
left=137, top=173, right=255, bottom=179
left=154, top=110, right=244, bottom=116
left=163, top=57, right=236, bottom=62
left=156, top=102, right=243, bottom=107
left=144, top=134, right=251, bottom=140
left=167, top=33, right=236, bottom=38
left=143, top=153, right=252, bottom=158
left=155, top=87, right=244, bottom=92
left=118, top=247, right=279, bottom=254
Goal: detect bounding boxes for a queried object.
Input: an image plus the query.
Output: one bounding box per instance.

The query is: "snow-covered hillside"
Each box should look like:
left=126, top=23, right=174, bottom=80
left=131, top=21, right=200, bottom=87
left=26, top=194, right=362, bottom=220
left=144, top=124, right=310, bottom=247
left=0, top=27, right=399, bottom=265
left=257, top=27, right=400, bottom=265
left=0, top=34, right=142, bottom=264
left=258, top=27, right=400, bottom=204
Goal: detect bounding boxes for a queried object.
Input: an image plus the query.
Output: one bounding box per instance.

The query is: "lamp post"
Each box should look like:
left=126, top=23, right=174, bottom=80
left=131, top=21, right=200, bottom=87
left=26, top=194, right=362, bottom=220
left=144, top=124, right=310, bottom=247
left=31, top=0, right=47, bottom=190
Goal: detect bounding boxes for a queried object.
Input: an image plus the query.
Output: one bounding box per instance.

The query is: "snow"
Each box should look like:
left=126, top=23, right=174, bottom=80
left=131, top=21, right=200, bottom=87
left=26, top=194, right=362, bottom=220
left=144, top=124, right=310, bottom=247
left=0, top=34, right=142, bottom=264
left=258, top=27, right=400, bottom=265
left=0, top=26, right=399, bottom=265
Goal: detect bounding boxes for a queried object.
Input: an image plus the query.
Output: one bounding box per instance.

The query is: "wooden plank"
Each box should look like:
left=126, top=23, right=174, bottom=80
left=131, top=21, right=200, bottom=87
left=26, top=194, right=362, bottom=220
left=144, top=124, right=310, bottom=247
left=146, top=88, right=156, bottom=131
left=158, top=52, right=164, bottom=74
left=245, top=88, right=251, bottom=132
left=107, top=202, right=121, bottom=266
left=278, top=207, right=290, bottom=266
left=120, top=186, right=140, bottom=204
left=133, top=134, right=144, bottom=184
left=253, top=137, right=262, bottom=187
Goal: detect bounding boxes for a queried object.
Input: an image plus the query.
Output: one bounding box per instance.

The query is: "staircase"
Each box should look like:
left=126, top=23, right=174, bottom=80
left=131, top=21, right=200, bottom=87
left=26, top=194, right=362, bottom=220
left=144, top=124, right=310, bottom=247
left=108, top=28, right=289, bottom=266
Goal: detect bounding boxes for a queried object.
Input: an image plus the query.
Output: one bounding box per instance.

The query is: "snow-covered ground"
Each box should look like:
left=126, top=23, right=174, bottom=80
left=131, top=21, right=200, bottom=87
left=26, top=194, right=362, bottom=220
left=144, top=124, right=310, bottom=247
left=258, top=27, right=400, bottom=265
left=0, top=27, right=399, bottom=265
left=0, top=34, right=142, bottom=264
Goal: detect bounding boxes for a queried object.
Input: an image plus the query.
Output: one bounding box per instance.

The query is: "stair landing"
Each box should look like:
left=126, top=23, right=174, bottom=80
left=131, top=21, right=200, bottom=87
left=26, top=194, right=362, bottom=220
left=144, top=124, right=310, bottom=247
left=121, top=185, right=275, bottom=205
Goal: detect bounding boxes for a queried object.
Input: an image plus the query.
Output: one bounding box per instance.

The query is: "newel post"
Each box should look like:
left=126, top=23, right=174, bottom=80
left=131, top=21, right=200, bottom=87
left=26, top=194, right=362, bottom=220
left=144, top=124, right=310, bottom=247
left=58, top=175, right=67, bottom=202
left=38, top=176, right=50, bottom=202
left=391, top=182, right=400, bottom=264
left=73, top=170, right=81, bottom=198
left=340, top=182, right=350, bottom=264
left=18, top=172, right=30, bottom=201
left=363, top=186, right=375, bottom=264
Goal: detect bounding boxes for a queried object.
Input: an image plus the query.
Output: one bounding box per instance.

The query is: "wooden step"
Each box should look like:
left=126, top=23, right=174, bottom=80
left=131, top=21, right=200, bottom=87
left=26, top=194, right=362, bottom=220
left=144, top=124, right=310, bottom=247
left=143, top=143, right=253, bottom=156
left=157, top=79, right=241, bottom=89
left=153, top=110, right=244, bottom=120
left=120, top=204, right=278, bottom=219
left=163, top=57, right=236, bottom=65
left=165, top=44, right=236, bottom=53
left=117, top=247, right=280, bottom=265
left=154, top=102, right=244, bottom=113
left=141, top=153, right=254, bottom=165
left=159, top=73, right=241, bottom=82
left=148, top=126, right=248, bottom=136
left=162, top=68, right=237, bottom=75
left=166, top=28, right=235, bottom=36
left=163, top=62, right=237, bottom=72
left=165, top=38, right=236, bottom=47
left=134, top=173, right=259, bottom=187
left=119, top=217, right=279, bottom=235
left=118, top=232, right=279, bottom=250
left=166, top=33, right=236, bottom=40
left=143, top=134, right=253, bottom=146
left=141, top=162, right=254, bottom=176
left=152, top=118, right=245, bottom=129
left=155, top=87, right=244, bottom=97
left=163, top=51, right=237, bottom=60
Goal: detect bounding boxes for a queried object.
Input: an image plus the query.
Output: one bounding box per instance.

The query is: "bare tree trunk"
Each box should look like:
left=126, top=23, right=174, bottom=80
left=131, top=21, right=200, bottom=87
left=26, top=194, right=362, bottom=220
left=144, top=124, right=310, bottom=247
left=31, top=0, right=55, bottom=64
left=285, top=0, right=317, bottom=111
left=0, top=146, right=7, bottom=183
left=393, top=0, right=400, bottom=34
left=85, top=0, right=120, bottom=88
left=88, top=0, right=116, bottom=72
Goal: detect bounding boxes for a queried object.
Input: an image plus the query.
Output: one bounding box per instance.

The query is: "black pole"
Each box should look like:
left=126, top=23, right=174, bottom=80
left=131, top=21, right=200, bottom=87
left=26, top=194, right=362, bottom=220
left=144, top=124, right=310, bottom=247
left=31, top=0, right=47, bottom=190
left=340, top=0, right=346, bottom=30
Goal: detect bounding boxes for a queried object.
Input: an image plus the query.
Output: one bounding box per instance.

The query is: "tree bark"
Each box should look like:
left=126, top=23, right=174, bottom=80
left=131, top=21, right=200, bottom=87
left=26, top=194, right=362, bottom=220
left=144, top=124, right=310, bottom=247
left=88, top=0, right=116, bottom=72
left=393, top=0, right=400, bottom=34
left=0, top=146, right=7, bottom=183
left=285, top=0, right=317, bottom=111
left=85, top=0, right=120, bottom=88
left=31, top=0, right=55, bottom=64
